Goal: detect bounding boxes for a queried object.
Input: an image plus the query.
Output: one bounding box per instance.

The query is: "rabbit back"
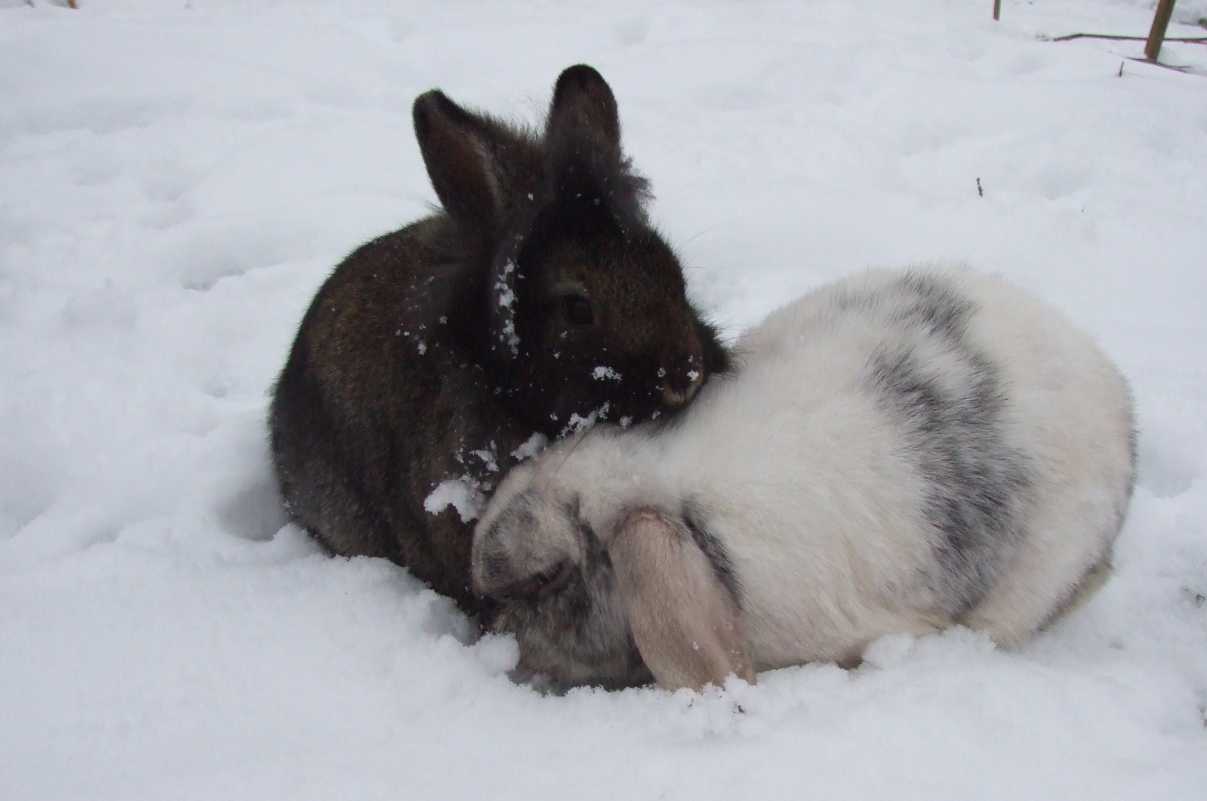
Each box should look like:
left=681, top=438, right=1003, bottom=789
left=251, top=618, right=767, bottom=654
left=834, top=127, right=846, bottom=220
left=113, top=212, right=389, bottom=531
left=471, top=266, right=1136, bottom=686
left=657, top=266, right=1135, bottom=666
left=270, top=218, right=534, bottom=609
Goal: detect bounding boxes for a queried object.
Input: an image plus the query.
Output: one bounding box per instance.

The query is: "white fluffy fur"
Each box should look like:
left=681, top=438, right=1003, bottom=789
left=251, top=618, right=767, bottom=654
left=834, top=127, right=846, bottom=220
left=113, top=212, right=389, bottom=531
left=477, top=266, right=1135, bottom=674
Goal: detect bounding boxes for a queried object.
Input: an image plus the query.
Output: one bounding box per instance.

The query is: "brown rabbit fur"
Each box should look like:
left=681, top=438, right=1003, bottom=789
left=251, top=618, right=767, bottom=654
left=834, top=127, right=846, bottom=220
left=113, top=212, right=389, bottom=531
left=269, top=66, right=728, bottom=616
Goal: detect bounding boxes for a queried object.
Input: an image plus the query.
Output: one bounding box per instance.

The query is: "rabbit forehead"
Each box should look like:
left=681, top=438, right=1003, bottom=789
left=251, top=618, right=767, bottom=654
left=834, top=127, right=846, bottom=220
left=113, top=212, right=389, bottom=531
left=489, top=491, right=584, bottom=578
left=475, top=460, right=539, bottom=541
left=536, top=236, right=696, bottom=342
left=540, top=230, right=685, bottom=295
left=477, top=461, right=583, bottom=558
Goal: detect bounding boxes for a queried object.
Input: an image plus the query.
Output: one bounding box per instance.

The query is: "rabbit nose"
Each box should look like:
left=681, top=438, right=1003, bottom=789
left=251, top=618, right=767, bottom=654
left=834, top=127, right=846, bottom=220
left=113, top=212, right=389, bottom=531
left=660, top=363, right=704, bottom=408
left=482, top=560, right=573, bottom=603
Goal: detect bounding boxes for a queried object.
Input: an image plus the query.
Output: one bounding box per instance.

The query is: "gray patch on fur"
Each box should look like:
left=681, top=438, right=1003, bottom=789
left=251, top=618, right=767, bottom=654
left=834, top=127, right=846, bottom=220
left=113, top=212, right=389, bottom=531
left=865, top=274, right=1033, bottom=617
left=682, top=499, right=742, bottom=607
left=487, top=514, right=648, bottom=690
left=1122, top=407, right=1139, bottom=526
left=476, top=499, right=539, bottom=588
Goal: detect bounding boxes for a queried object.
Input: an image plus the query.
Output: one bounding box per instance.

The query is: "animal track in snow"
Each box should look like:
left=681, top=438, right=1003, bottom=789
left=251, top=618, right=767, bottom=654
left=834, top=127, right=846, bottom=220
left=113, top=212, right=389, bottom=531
left=71, top=157, right=122, bottom=188
left=613, top=16, right=651, bottom=46
left=169, top=221, right=302, bottom=291
left=139, top=165, right=195, bottom=205
left=7, top=96, right=191, bottom=140
left=1036, top=162, right=1093, bottom=201
left=181, top=264, right=257, bottom=292
left=1136, top=418, right=1202, bottom=500
left=218, top=477, right=289, bottom=543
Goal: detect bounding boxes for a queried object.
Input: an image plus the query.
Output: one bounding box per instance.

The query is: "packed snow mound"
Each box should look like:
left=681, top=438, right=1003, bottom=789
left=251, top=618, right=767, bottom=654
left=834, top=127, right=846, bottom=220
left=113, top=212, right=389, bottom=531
left=2, top=2, right=1205, bottom=800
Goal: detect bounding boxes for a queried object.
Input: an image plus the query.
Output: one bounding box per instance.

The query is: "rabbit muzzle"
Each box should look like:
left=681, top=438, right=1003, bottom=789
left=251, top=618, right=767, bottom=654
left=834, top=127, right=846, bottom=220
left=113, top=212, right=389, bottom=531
left=659, top=348, right=706, bottom=408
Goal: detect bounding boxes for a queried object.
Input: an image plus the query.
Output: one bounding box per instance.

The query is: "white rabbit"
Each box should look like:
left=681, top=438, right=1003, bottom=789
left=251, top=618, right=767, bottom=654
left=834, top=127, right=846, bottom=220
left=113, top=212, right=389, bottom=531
left=472, top=267, right=1136, bottom=690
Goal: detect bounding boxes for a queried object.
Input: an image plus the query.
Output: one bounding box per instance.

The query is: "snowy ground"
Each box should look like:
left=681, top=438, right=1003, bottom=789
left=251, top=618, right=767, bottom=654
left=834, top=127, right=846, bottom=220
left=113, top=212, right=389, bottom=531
left=3, top=1, right=1206, bottom=799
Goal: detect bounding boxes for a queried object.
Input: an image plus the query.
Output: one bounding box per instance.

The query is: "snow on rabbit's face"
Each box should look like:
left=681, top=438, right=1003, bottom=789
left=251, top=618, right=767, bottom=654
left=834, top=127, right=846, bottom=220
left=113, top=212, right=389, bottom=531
left=505, top=217, right=710, bottom=438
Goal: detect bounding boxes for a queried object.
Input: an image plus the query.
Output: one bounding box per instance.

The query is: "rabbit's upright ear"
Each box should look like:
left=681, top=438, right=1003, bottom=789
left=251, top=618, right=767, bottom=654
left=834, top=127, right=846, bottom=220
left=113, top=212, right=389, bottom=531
left=546, top=65, right=622, bottom=164
left=413, top=90, right=508, bottom=233
left=608, top=510, right=754, bottom=691
left=545, top=65, right=649, bottom=211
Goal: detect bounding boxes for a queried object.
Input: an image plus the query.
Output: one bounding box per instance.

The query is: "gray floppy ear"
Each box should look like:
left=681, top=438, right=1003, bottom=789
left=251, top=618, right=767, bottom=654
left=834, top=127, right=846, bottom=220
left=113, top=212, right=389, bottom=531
left=607, top=509, right=754, bottom=691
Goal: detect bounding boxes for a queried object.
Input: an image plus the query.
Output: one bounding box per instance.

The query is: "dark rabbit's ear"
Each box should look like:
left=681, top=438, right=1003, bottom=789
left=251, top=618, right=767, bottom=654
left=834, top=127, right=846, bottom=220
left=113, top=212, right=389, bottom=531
left=546, top=65, right=622, bottom=164
left=413, top=90, right=508, bottom=233
left=544, top=66, right=648, bottom=212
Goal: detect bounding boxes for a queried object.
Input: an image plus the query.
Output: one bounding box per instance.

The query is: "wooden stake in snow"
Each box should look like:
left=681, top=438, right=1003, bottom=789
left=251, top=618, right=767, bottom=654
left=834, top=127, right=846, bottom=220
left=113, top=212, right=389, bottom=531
left=993, top=0, right=1002, bottom=22
left=1146, top=0, right=1177, bottom=61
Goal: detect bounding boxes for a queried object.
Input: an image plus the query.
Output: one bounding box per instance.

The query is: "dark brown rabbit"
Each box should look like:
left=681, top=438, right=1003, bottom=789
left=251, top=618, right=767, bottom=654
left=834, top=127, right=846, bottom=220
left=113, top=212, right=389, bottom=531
left=269, top=66, right=728, bottom=615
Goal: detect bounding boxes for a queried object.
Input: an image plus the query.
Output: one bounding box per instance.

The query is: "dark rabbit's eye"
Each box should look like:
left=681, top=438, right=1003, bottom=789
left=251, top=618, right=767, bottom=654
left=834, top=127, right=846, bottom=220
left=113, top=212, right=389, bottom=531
left=562, top=295, right=594, bottom=327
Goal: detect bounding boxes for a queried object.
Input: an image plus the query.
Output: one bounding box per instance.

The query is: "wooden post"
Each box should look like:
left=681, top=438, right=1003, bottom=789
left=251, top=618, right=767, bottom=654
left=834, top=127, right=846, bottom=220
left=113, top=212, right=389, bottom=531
left=1145, top=0, right=1177, bottom=61
left=993, top=0, right=1001, bottom=21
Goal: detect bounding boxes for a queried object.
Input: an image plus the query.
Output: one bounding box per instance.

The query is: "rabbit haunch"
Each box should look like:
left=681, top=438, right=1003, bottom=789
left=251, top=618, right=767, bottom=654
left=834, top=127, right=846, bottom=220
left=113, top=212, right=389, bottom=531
left=472, top=267, right=1137, bottom=690
left=269, top=66, right=727, bottom=616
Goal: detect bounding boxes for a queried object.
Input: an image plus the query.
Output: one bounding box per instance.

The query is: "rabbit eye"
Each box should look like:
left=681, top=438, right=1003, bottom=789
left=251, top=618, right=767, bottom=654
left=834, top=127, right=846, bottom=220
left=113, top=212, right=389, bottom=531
left=561, top=295, right=594, bottom=327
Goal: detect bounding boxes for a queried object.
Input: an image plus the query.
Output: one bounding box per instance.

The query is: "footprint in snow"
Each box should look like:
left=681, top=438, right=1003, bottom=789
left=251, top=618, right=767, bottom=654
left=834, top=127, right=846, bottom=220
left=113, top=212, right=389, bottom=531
left=218, top=477, right=289, bottom=543
left=171, top=222, right=301, bottom=291
left=1037, top=162, right=1093, bottom=201
left=15, top=96, right=189, bottom=138
left=614, top=16, right=650, bottom=46
left=1135, top=424, right=1200, bottom=500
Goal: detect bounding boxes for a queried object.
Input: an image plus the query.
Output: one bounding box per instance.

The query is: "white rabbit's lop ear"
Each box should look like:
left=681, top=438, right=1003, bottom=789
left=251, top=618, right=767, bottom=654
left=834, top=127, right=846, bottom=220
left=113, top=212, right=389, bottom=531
left=608, top=509, right=754, bottom=691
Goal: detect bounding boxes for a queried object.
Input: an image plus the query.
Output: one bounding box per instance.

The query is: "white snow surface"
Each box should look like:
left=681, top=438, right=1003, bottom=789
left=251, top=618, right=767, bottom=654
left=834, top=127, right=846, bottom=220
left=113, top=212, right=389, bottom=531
left=2, top=2, right=1205, bottom=800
